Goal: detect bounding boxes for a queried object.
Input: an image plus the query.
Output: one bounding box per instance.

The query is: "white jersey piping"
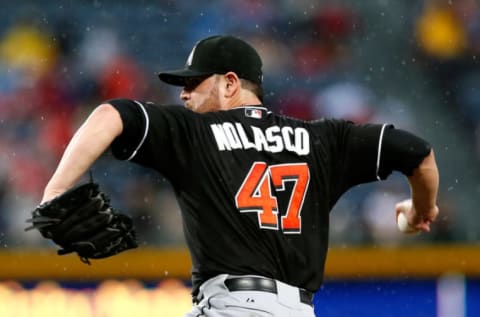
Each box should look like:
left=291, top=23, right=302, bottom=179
left=376, top=124, right=388, bottom=180
left=126, top=100, right=150, bottom=161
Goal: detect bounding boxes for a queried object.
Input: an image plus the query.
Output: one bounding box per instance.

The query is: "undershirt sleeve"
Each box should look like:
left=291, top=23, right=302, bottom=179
left=378, top=127, right=432, bottom=177
left=338, top=122, right=431, bottom=190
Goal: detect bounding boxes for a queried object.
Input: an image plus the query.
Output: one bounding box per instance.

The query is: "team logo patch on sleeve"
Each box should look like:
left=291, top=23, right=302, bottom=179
left=245, top=108, right=263, bottom=119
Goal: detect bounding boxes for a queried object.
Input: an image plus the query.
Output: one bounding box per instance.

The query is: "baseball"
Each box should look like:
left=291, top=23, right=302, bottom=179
left=397, top=212, right=418, bottom=234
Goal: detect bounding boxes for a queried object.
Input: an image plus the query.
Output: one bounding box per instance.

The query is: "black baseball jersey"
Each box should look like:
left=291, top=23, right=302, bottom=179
left=108, top=99, right=430, bottom=295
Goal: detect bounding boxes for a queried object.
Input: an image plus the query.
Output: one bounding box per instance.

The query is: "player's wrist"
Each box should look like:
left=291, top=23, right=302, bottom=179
left=42, top=188, right=67, bottom=204
left=411, top=202, right=438, bottom=222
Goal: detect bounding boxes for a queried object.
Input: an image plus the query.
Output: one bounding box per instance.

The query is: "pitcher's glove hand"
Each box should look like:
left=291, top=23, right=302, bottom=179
left=25, top=182, right=138, bottom=264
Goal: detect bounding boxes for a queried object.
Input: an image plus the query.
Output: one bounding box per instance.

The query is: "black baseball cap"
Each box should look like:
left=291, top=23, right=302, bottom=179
left=158, top=35, right=263, bottom=86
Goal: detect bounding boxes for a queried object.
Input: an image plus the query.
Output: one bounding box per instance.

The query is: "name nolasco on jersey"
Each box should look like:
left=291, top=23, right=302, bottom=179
left=210, top=122, right=310, bottom=155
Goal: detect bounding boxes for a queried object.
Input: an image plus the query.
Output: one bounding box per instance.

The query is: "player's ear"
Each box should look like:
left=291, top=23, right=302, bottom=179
left=223, top=72, right=241, bottom=98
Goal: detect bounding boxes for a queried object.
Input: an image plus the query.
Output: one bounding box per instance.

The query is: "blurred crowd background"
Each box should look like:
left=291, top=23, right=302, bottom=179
left=0, top=0, right=479, bottom=250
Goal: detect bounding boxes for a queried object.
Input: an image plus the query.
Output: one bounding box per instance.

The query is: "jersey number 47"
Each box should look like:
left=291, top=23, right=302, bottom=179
left=235, top=162, right=310, bottom=234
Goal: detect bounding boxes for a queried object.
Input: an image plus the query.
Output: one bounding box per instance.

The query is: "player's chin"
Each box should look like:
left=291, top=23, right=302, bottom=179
left=184, top=103, right=194, bottom=111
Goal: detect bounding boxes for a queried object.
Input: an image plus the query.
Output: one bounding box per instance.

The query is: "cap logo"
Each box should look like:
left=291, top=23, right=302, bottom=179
left=186, top=44, right=197, bottom=67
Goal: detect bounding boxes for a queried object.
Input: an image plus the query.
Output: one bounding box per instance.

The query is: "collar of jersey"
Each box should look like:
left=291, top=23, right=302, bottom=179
left=229, top=105, right=268, bottom=111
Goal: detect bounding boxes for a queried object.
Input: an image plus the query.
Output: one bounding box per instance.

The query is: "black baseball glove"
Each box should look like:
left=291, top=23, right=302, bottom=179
left=25, top=182, right=138, bottom=264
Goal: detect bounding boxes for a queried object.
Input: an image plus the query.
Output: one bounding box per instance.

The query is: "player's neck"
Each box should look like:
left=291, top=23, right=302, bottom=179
left=222, top=90, right=262, bottom=110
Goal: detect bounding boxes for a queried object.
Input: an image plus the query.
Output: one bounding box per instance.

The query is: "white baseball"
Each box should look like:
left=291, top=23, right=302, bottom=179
left=397, top=212, right=418, bottom=234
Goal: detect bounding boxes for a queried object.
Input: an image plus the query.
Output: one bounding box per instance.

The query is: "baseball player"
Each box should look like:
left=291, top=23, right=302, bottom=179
left=40, top=35, right=439, bottom=316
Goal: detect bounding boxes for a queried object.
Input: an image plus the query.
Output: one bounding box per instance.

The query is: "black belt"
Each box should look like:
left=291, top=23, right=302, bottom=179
left=224, top=277, right=312, bottom=306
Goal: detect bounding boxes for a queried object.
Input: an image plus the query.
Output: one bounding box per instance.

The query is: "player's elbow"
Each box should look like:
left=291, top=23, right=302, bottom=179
left=408, top=149, right=440, bottom=197
left=414, top=149, right=439, bottom=179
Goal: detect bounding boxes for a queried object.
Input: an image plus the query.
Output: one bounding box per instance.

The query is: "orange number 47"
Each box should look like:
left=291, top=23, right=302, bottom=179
left=235, top=162, right=310, bottom=234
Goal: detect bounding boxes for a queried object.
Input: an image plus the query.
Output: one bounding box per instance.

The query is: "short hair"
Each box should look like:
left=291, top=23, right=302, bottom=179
left=240, top=79, right=264, bottom=102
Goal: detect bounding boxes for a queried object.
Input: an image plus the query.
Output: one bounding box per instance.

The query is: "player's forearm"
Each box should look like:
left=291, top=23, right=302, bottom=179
left=407, top=149, right=439, bottom=218
left=42, top=104, right=123, bottom=203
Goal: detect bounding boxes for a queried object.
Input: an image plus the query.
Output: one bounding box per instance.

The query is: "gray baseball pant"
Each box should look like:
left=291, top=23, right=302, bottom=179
left=185, top=274, right=315, bottom=317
